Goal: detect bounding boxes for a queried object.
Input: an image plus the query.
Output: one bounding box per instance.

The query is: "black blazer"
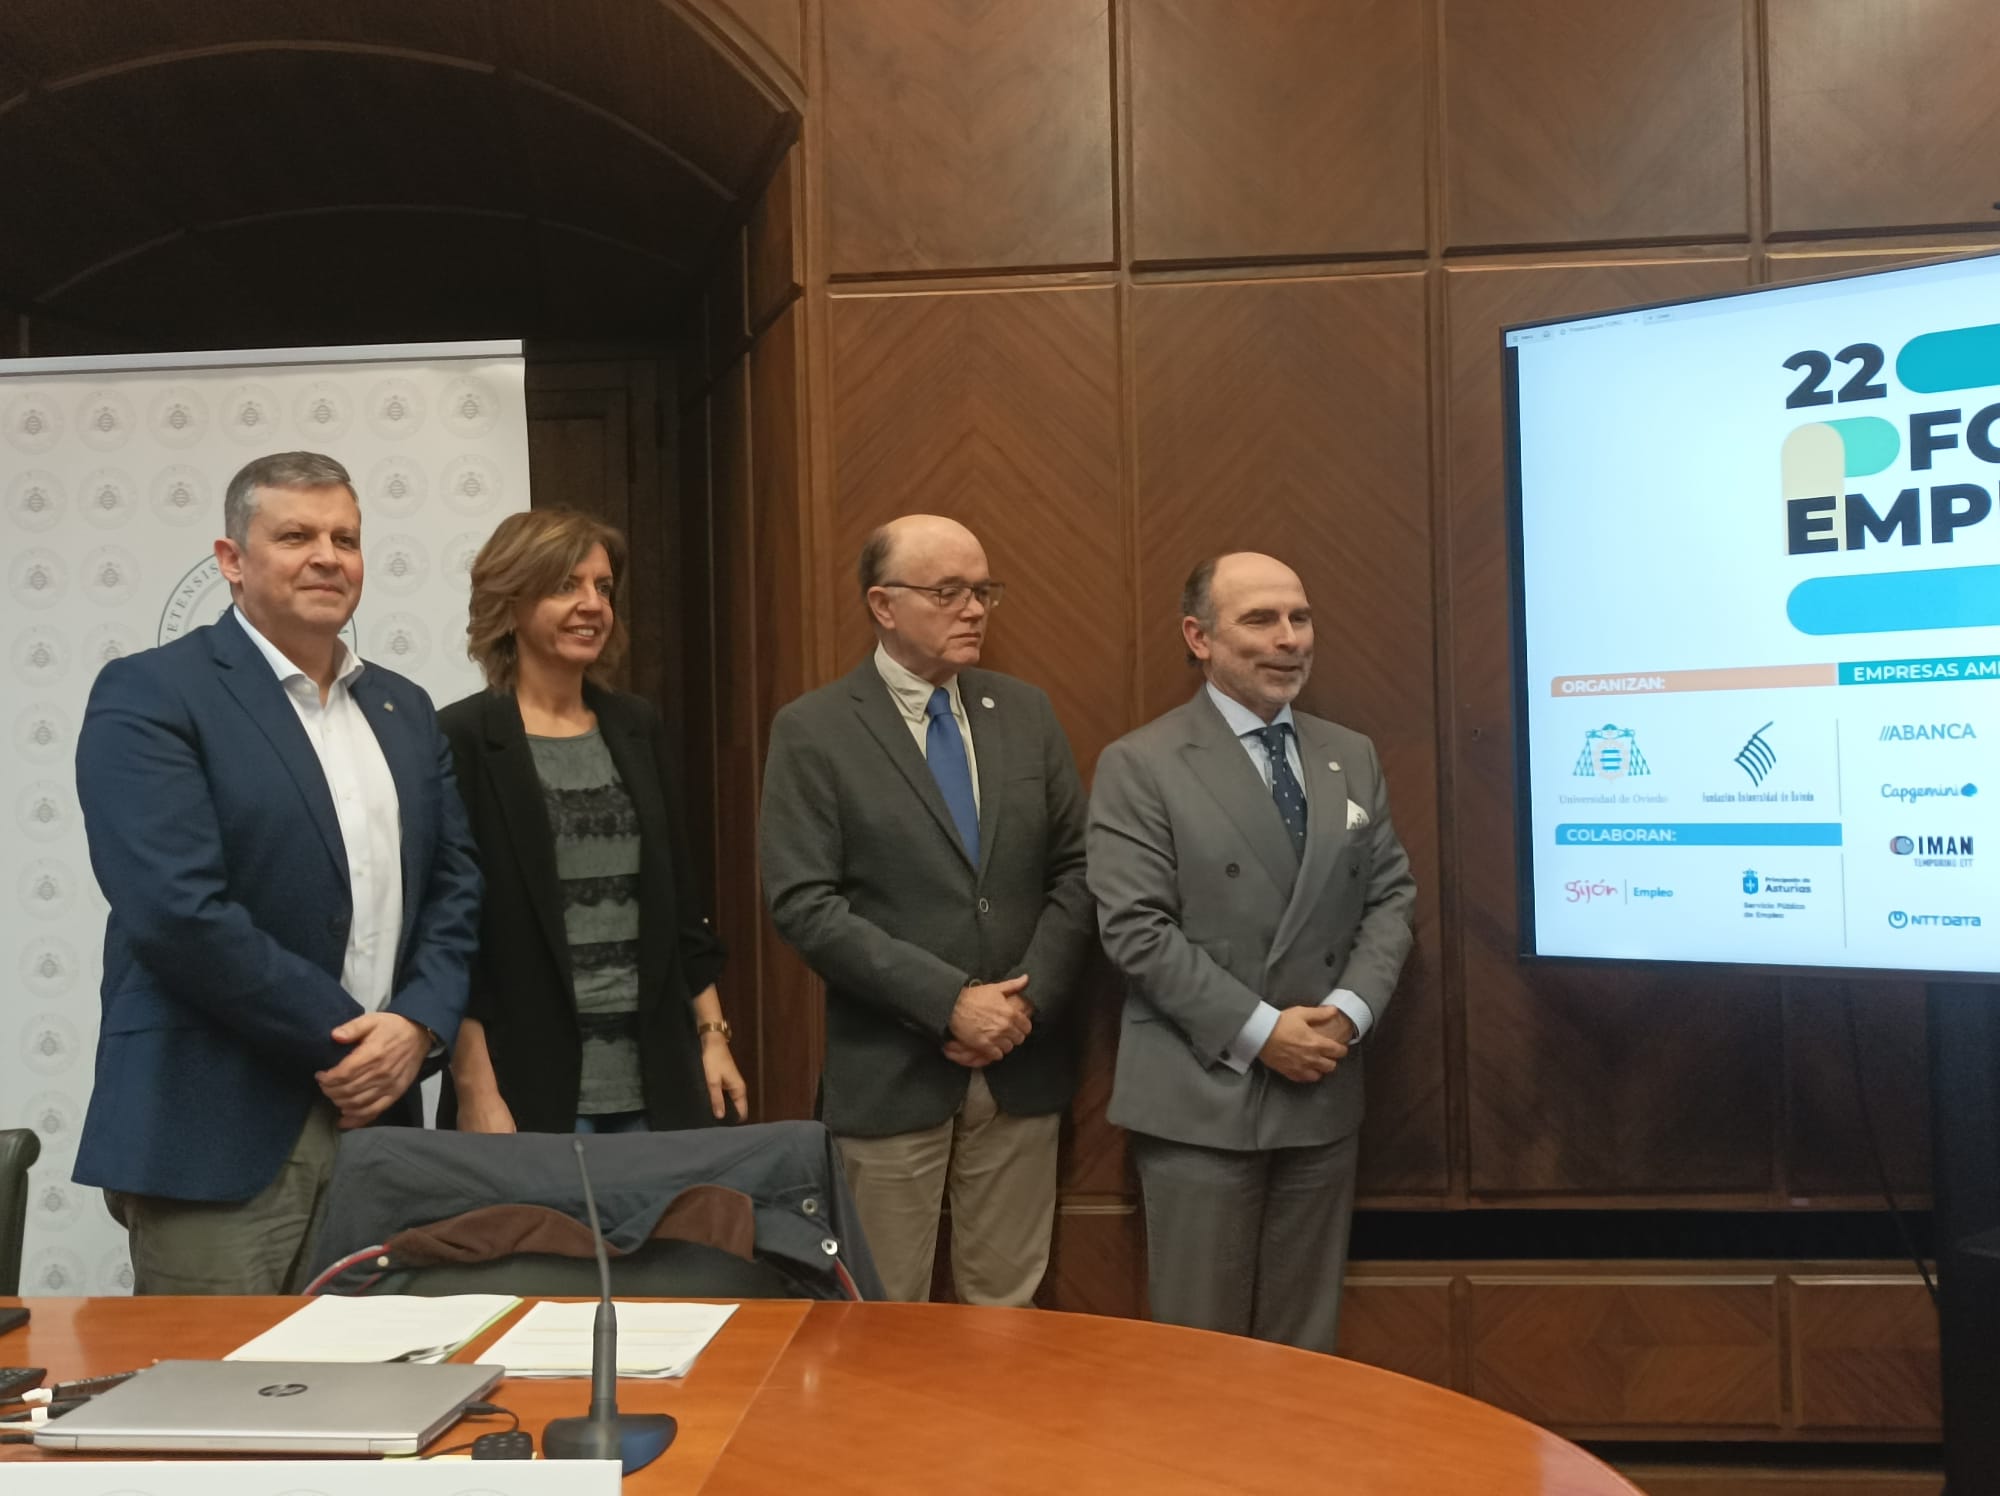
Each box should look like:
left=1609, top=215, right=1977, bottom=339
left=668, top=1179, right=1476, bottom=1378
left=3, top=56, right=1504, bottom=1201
left=437, top=683, right=726, bottom=1133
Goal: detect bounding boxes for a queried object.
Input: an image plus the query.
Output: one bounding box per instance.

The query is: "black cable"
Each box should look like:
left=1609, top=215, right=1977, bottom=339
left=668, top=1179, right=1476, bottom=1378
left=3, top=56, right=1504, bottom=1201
left=0, top=1398, right=88, bottom=1423
left=421, top=1400, right=520, bottom=1459
left=1842, top=984, right=1938, bottom=1305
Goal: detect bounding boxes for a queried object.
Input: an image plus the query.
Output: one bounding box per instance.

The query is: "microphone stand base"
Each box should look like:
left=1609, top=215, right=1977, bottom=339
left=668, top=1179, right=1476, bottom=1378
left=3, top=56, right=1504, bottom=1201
left=542, top=1412, right=678, bottom=1474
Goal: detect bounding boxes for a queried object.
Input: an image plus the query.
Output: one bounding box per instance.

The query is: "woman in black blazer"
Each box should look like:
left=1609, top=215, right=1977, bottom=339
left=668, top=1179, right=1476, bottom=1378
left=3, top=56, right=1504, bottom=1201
left=439, top=508, right=746, bottom=1134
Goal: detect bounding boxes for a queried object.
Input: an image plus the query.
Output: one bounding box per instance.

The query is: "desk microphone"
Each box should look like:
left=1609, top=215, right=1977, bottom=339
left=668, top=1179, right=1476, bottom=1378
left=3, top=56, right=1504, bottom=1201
left=542, top=1137, right=677, bottom=1475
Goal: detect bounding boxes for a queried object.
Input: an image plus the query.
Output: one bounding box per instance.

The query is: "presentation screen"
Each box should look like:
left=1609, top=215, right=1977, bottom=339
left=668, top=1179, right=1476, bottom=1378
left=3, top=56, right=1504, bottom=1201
left=1507, top=252, right=2000, bottom=978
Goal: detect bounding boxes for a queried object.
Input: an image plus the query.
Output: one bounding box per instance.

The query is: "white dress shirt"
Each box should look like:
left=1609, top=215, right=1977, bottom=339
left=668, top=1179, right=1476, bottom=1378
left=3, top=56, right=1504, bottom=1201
left=234, top=609, right=403, bottom=1012
left=873, top=642, right=981, bottom=811
left=1203, top=682, right=1374, bottom=1073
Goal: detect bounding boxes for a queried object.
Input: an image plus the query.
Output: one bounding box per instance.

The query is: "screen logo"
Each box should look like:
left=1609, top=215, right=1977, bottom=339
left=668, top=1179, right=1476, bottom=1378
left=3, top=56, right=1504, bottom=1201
left=1573, top=723, right=1650, bottom=779
left=1880, top=722, right=1977, bottom=742
left=1781, top=326, right=2000, bottom=557
left=1742, top=869, right=1760, bottom=894
left=1888, top=909, right=1982, bottom=929
left=1733, top=721, right=1777, bottom=785
left=1564, top=878, right=1622, bottom=904
left=1881, top=781, right=1978, bottom=804
left=1890, top=832, right=1974, bottom=868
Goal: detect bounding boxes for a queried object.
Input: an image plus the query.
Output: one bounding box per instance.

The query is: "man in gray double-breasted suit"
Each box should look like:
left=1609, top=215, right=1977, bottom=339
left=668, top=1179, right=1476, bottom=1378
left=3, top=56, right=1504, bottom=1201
left=760, top=515, right=1093, bottom=1306
left=1089, top=551, right=1416, bottom=1353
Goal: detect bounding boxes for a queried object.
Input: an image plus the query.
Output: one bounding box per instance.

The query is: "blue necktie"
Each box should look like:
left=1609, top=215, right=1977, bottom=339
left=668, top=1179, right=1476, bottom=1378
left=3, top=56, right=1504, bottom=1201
left=1256, top=723, right=1307, bottom=859
left=926, top=687, right=980, bottom=864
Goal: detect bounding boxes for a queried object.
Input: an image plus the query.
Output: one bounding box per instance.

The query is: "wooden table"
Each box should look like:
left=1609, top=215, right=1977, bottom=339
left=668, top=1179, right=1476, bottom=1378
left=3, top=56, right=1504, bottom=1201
left=1, top=1296, right=1641, bottom=1494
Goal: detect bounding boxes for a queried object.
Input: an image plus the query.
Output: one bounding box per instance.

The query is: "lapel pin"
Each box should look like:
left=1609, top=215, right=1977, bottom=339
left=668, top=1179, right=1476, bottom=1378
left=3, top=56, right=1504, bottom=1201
left=1327, top=760, right=1339, bottom=771
left=383, top=702, right=396, bottom=712
left=981, top=697, right=995, bottom=709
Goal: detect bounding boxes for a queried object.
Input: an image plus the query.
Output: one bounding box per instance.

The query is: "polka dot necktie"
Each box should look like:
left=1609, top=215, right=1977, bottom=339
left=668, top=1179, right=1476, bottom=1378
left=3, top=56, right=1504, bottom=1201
left=1255, top=723, right=1307, bottom=858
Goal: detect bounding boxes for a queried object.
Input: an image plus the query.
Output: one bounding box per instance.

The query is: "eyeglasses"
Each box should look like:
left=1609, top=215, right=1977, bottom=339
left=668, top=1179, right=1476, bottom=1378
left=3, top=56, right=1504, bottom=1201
left=877, top=580, right=1007, bottom=611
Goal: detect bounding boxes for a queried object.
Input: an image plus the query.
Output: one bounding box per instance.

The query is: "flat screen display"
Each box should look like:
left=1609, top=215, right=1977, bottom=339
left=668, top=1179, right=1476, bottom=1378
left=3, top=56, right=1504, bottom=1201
left=1506, top=252, right=2000, bottom=977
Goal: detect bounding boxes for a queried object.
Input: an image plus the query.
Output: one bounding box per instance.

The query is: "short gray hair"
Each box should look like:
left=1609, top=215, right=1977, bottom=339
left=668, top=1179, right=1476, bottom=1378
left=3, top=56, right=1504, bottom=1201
left=223, top=452, right=356, bottom=547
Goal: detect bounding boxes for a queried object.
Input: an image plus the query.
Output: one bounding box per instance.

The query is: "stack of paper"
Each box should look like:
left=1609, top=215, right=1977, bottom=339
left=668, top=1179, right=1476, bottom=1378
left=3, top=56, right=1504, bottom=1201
left=482, top=1300, right=738, bottom=1378
left=225, top=1294, right=522, bottom=1365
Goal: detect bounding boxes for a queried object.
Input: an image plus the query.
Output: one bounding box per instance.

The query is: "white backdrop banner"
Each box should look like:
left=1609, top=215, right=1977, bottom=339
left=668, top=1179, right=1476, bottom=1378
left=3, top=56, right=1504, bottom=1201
left=0, top=340, right=531, bottom=1295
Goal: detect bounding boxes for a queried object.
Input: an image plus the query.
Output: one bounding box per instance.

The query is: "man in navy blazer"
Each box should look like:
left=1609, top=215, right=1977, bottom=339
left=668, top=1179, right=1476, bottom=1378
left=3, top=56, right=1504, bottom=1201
left=72, top=451, right=480, bottom=1294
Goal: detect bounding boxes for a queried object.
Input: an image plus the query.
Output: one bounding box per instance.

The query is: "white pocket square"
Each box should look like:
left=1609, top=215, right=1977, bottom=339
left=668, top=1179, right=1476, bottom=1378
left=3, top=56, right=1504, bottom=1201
left=1345, top=798, right=1370, bottom=830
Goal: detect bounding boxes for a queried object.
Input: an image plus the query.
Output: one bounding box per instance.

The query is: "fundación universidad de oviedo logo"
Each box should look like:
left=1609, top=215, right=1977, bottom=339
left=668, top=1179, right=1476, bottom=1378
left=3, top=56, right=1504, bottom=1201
left=1779, top=316, right=2000, bottom=638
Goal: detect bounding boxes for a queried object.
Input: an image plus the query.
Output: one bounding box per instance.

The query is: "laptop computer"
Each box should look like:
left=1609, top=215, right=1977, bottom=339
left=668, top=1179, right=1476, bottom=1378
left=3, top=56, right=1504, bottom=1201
left=33, top=1359, right=505, bottom=1455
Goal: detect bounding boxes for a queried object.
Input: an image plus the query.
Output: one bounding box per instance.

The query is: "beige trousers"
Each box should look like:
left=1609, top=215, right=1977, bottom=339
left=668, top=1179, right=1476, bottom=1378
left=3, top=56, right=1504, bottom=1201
left=836, top=1069, right=1060, bottom=1306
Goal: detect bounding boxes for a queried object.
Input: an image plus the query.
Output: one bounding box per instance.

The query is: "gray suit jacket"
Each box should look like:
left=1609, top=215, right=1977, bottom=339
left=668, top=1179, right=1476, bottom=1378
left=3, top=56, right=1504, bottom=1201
left=760, top=658, right=1094, bottom=1137
left=1089, top=688, right=1416, bottom=1151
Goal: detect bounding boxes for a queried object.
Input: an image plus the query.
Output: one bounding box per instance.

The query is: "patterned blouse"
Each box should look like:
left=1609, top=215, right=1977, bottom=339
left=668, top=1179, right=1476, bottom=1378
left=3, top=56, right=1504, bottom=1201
left=527, top=728, right=644, bottom=1116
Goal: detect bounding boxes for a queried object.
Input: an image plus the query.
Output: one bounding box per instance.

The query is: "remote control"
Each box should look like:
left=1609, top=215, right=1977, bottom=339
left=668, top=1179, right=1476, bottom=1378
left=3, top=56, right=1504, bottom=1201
left=470, top=1430, right=536, bottom=1460
left=0, top=1369, right=46, bottom=1402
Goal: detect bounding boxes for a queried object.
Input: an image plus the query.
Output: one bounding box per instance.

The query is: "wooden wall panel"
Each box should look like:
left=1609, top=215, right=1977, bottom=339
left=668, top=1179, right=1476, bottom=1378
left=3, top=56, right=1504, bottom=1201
left=1133, top=272, right=1446, bottom=1196
left=1782, top=980, right=1930, bottom=1199
left=1335, top=1276, right=1455, bottom=1390
left=1044, top=1205, right=1146, bottom=1319
left=524, top=363, right=674, bottom=702
left=709, top=226, right=750, bottom=377
left=1059, top=949, right=1130, bottom=1195
left=1767, top=245, right=2000, bottom=285
left=826, top=285, right=1126, bottom=776
left=1619, top=1471, right=1942, bottom=1496
left=0, top=0, right=486, bottom=76
left=717, top=0, right=803, bottom=81
left=1791, top=1277, right=1941, bottom=1433
left=747, top=146, right=802, bottom=333
left=526, top=384, right=628, bottom=534
left=1127, top=0, right=1425, bottom=264
left=1440, top=0, right=1747, bottom=248
left=708, top=358, right=768, bottom=1113
left=822, top=0, right=1114, bottom=275
left=1767, top=0, right=2000, bottom=235
left=1442, top=258, right=1793, bottom=1197
left=1469, top=1276, right=1782, bottom=1431
left=497, top=0, right=780, bottom=191
left=750, top=303, right=820, bottom=1126
left=676, top=395, right=730, bottom=1074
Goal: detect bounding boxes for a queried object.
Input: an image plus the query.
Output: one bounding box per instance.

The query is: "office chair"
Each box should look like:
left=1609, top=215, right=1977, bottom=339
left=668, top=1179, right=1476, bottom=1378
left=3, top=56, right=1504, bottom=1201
left=0, top=1128, right=43, bottom=1296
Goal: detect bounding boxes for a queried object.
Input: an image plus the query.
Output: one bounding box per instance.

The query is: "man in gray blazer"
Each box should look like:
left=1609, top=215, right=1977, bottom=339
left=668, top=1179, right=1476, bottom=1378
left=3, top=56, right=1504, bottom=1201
left=760, top=515, right=1093, bottom=1305
left=1088, top=551, right=1416, bottom=1352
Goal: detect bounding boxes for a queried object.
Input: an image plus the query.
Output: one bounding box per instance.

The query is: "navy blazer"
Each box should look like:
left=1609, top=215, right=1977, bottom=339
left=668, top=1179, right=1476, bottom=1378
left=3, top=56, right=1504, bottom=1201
left=71, top=610, right=482, bottom=1203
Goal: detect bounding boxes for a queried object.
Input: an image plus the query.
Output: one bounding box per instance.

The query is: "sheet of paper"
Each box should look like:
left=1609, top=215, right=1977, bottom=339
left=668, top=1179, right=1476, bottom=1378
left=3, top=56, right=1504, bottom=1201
left=225, top=1294, right=522, bottom=1364
left=481, top=1300, right=738, bottom=1378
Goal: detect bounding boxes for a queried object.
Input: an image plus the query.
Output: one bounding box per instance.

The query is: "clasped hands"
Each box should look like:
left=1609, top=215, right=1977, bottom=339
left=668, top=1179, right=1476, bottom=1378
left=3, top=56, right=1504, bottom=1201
left=942, top=974, right=1033, bottom=1069
left=1257, top=1005, right=1357, bottom=1084
left=316, top=1011, right=430, bottom=1129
